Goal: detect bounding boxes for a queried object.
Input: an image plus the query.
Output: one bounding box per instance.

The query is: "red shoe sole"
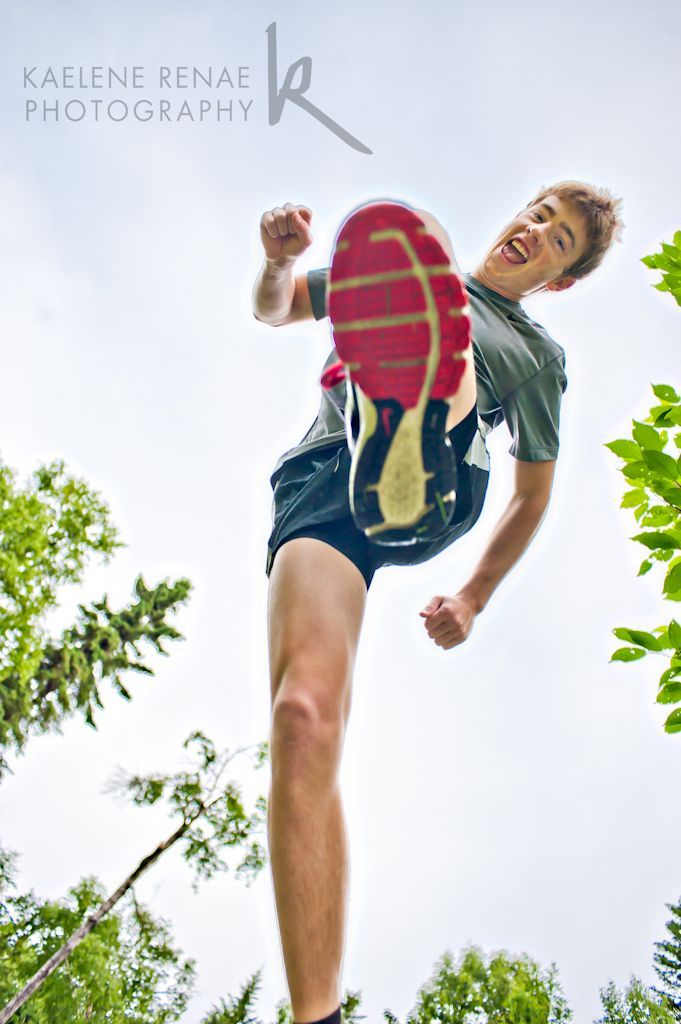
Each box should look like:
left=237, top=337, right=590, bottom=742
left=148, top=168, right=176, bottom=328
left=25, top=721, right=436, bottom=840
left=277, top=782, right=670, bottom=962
left=328, top=202, right=471, bottom=409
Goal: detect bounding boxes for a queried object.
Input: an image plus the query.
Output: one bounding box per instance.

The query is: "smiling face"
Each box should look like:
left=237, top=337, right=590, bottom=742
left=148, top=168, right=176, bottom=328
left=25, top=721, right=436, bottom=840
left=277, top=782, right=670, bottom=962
left=472, top=194, right=589, bottom=302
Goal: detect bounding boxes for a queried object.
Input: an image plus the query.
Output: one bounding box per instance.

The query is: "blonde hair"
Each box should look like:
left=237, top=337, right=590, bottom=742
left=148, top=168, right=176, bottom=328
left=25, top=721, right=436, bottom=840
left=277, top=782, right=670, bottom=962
left=525, top=180, right=624, bottom=279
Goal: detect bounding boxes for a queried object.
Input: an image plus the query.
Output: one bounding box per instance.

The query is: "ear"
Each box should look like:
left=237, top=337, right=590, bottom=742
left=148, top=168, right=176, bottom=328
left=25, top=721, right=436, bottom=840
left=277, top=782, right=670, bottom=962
left=545, top=275, right=577, bottom=293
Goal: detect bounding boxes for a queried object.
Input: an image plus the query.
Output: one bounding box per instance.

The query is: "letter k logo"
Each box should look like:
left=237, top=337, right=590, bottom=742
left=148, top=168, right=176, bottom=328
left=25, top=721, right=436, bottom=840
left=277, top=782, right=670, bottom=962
left=266, top=22, right=372, bottom=154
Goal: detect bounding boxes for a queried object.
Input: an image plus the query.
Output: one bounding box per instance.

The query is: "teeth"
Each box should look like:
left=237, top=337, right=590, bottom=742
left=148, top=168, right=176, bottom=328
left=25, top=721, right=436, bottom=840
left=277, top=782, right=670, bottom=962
left=510, top=238, right=529, bottom=260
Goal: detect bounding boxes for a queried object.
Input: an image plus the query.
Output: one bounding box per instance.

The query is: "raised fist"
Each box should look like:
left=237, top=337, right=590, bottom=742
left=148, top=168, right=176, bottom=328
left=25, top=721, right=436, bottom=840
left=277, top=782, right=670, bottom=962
left=260, top=202, right=313, bottom=265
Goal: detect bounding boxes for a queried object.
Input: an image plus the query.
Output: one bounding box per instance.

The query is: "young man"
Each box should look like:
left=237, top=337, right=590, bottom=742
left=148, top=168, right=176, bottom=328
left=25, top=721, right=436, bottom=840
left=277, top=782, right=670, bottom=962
left=252, top=184, right=623, bottom=1024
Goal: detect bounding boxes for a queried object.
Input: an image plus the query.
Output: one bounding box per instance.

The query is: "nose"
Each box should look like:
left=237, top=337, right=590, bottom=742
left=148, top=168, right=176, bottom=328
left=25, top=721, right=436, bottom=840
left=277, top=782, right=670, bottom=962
left=525, top=223, right=543, bottom=251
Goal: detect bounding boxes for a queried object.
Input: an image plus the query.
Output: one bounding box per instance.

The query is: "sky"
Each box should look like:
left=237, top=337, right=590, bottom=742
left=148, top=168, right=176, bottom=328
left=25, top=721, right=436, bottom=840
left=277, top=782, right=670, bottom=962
left=1, top=1, right=680, bottom=1021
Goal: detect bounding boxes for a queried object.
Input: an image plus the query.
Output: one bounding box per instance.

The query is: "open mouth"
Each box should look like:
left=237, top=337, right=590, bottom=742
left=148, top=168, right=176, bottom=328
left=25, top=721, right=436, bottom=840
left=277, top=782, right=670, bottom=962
left=501, top=237, right=529, bottom=265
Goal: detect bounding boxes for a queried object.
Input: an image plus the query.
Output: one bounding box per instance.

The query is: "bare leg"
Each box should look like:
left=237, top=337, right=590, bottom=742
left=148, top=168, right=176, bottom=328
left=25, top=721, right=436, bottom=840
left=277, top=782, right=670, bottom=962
left=267, top=537, right=367, bottom=1023
left=414, top=208, right=477, bottom=430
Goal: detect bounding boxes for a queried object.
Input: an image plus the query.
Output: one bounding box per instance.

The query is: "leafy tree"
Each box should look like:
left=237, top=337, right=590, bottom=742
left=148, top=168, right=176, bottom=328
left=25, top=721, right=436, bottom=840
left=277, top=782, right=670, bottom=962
left=0, top=732, right=268, bottom=1023
left=642, top=232, right=681, bottom=308
left=192, top=949, right=570, bottom=1024
left=596, top=978, right=675, bottom=1024
left=0, top=845, right=18, bottom=896
left=606, top=380, right=679, bottom=733
left=196, top=924, right=681, bottom=1024
left=605, top=380, right=681, bottom=734
left=0, top=877, right=195, bottom=1023
left=382, top=946, right=572, bottom=1024
left=0, top=455, right=191, bottom=774
left=606, top=236, right=681, bottom=734
left=200, top=970, right=264, bottom=1024
left=654, top=897, right=681, bottom=1020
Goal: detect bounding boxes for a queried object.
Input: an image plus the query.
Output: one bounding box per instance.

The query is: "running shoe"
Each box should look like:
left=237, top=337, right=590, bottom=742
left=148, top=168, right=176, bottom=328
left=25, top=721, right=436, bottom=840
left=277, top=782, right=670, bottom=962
left=321, top=200, right=472, bottom=545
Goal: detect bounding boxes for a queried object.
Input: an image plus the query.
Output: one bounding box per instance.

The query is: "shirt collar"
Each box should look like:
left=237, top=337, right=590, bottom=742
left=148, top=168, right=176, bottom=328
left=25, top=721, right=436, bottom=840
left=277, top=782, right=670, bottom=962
left=464, top=273, right=525, bottom=314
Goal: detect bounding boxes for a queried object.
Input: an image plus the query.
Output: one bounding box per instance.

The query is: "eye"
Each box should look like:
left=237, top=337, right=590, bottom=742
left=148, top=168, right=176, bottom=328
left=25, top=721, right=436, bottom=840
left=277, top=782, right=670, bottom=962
left=533, top=211, right=544, bottom=222
left=556, top=237, right=565, bottom=251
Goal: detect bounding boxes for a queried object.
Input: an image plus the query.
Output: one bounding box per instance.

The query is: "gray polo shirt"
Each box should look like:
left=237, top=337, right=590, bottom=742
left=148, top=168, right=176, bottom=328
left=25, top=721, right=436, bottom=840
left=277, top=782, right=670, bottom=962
left=271, top=268, right=567, bottom=474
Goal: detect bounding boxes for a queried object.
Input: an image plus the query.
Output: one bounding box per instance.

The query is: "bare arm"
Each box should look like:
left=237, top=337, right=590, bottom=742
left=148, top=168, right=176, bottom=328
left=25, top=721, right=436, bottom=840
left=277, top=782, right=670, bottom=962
left=420, top=457, right=557, bottom=649
left=458, top=457, right=556, bottom=612
left=252, top=202, right=317, bottom=326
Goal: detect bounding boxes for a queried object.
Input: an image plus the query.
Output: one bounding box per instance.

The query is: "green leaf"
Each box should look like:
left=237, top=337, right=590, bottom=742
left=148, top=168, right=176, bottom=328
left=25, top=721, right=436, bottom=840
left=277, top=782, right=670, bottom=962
left=621, top=461, right=649, bottom=481
left=631, top=531, right=680, bottom=551
left=634, top=502, right=650, bottom=522
left=675, top=434, right=681, bottom=450
left=642, top=450, right=679, bottom=479
left=667, top=406, right=681, bottom=425
left=664, top=707, right=681, bottom=733
left=650, top=403, right=672, bottom=420
left=612, top=628, right=661, bottom=651
left=674, top=231, right=681, bottom=249
left=669, top=619, right=681, bottom=647
left=632, top=421, right=662, bottom=451
left=641, top=254, right=658, bottom=268
left=621, top=488, right=647, bottom=508
left=651, top=255, right=680, bottom=274
left=654, top=280, right=671, bottom=292
left=630, top=630, right=663, bottom=650
left=611, top=647, right=647, bottom=663
left=641, top=506, right=675, bottom=527
left=664, top=562, right=681, bottom=595
left=652, top=383, right=680, bottom=403
left=661, top=242, right=681, bottom=264
left=638, top=559, right=653, bottom=576
left=657, top=682, right=681, bottom=704
left=657, top=487, right=681, bottom=506
left=605, top=439, right=642, bottom=461
left=654, top=627, right=674, bottom=649
left=652, top=407, right=675, bottom=427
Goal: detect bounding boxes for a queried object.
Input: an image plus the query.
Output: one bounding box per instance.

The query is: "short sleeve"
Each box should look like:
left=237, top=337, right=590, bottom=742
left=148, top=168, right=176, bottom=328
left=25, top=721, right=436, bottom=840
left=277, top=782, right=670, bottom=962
left=501, top=357, right=567, bottom=461
left=307, top=267, right=330, bottom=321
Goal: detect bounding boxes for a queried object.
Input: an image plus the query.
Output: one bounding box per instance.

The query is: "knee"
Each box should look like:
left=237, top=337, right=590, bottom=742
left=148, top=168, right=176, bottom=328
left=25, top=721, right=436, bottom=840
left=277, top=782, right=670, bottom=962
left=271, top=679, right=346, bottom=762
left=414, top=209, right=456, bottom=264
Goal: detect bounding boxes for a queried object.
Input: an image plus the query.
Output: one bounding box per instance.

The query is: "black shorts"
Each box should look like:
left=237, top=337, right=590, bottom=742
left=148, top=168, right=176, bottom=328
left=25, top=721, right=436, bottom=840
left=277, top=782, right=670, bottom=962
left=266, top=405, right=490, bottom=589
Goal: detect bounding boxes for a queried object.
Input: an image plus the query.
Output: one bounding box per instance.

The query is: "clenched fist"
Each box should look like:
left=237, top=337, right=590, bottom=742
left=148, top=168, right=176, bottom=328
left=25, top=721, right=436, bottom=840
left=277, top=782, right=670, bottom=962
left=419, top=593, right=478, bottom=650
left=260, top=202, right=313, bottom=266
